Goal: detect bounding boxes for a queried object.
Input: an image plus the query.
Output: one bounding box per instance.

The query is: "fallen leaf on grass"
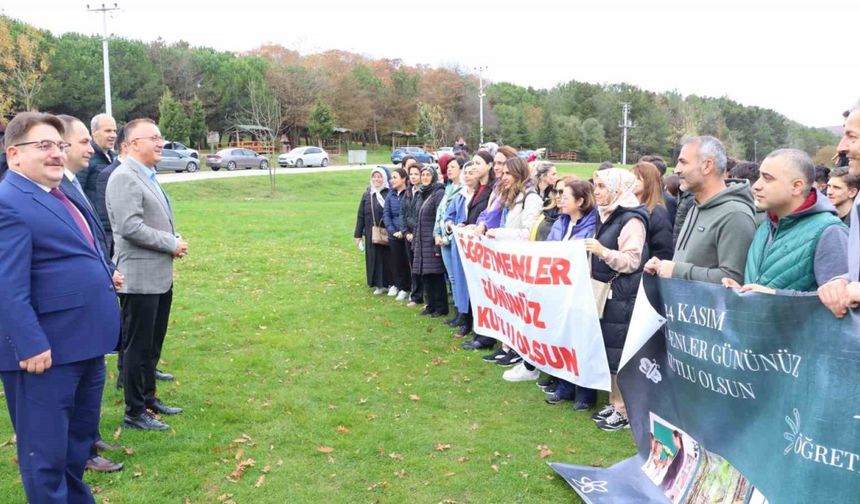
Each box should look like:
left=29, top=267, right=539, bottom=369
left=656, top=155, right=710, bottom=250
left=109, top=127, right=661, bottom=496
left=537, top=445, right=553, bottom=459
left=394, top=469, right=407, bottom=478
left=133, top=464, right=143, bottom=477
left=226, top=458, right=255, bottom=482
left=367, top=481, right=390, bottom=491
left=0, top=435, right=15, bottom=448
left=490, top=464, right=499, bottom=472
left=434, top=443, right=451, bottom=452
left=336, top=425, right=350, bottom=434
left=545, top=474, right=556, bottom=480
left=112, top=427, right=122, bottom=440
left=123, top=447, right=134, bottom=456
left=457, top=456, right=467, bottom=463
left=388, top=452, right=403, bottom=460
left=519, top=471, right=529, bottom=478
left=254, top=475, right=266, bottom=488
left=217, top=493, right=234, bottom=502
left=409, top=394, right=421, bottom=401
left=317, top=446, right=335, bottom=454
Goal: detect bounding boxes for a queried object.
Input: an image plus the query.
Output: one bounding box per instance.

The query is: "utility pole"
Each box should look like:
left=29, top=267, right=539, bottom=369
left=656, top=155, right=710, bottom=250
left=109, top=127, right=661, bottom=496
left=753, top=139, right=758, bottom=163
left=619, top=102, right=635, bottom=165
left=87, top=3, right=120, bottom=117
left=474, top=66, right=487, bottom=146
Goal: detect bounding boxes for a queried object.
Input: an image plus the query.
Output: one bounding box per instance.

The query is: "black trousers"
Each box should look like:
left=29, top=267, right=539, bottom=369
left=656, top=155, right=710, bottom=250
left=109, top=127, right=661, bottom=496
left=120, top=289, right=173, bottom=416
left=422, top=273, right=449, bottom=315
left=405, top=241, right=423, bottom=303
left=388, top=238, right=411, bottom=292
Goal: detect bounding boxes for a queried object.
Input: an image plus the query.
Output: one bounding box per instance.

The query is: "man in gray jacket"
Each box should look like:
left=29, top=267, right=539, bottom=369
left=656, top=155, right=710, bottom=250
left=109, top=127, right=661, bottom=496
left=106, top=118, right=187, bottom=431
left=645, top=136, right=756, bottom=284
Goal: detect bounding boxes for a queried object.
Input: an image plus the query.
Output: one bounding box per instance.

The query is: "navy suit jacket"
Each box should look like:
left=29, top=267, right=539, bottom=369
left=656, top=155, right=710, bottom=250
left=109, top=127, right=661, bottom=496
left=95, top=158, right=121, bottom=234
left=60, top=175, right=115, bottom=273
left=0, top=171, right=120, bottom=371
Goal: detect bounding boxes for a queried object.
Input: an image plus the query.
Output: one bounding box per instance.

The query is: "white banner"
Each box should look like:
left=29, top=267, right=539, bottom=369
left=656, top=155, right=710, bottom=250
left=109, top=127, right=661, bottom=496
left=455, top=228, right=611, bottom=390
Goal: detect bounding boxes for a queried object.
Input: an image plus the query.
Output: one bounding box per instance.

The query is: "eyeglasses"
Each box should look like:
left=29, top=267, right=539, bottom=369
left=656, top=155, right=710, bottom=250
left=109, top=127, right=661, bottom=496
left=553, top=189, right=565, bottom=195
left=14, top=140, right=71, bottom=153
left=130, top=135, right=165, bottom=144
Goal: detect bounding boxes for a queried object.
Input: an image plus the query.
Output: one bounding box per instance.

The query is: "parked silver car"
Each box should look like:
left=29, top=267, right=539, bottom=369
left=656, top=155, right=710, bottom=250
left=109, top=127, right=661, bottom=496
left=163, top=141, right=199, bottom=159
left=206, top=148, right=270, bottom=171
left=156, top=149, right=200, bottom=172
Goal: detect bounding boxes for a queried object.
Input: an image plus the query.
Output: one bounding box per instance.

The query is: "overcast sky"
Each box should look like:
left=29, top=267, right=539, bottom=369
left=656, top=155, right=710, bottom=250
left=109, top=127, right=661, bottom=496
left=6, top=0, right=859, bottom=128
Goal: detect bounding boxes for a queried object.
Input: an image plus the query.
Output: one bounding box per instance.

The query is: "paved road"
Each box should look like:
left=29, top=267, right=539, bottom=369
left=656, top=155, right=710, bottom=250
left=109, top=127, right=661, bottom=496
left=156, top=164, right=384, bottom=184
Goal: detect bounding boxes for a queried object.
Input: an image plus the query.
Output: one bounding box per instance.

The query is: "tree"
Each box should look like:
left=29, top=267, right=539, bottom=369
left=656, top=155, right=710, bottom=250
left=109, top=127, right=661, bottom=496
left=308, top=100, right=336, bottom=147
left=0, top=17, right=52, bottom=112
left=237, top=80, right=283, bottom=195
left=581, top=118, right=611, bottom=162
left=157, top=89, right=189, bottom=144
left=187, top=96, right=207, bottom=149
left=537, top=107, right=558, bottom=151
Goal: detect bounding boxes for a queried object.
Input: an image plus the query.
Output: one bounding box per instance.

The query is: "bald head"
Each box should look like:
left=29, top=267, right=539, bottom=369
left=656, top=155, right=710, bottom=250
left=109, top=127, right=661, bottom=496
left=90, top=113, right=117, bottom=152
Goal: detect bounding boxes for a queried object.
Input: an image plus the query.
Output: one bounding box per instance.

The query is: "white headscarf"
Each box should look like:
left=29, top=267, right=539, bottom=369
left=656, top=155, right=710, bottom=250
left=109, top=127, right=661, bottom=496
left=593, top=168, right=640, bottom=222
left=369, top=167, right=390, bottom=207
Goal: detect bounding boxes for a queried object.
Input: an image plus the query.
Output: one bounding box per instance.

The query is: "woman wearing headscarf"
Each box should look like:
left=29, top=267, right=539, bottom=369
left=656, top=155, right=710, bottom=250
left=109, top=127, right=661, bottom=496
left=542, top=179, right=600, bottom=407
left=413, top=165, right=448, bottom=316
left=354, top=166, right=393, bottom=294
left=632, top=161, right=674, bottom=260
left=444, top=161, right=477, bottom=337
left=434, top=154, right=464, bottom=325
left=583, top=168, right=650, bottom=431
left=384, top=167, right=412, bottom=300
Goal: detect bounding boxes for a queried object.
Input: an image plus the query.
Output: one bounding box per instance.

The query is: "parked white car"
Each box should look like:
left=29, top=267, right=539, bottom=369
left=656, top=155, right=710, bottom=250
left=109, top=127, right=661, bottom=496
left=163, top=141, right=199, bottom=159
left=278, top=146, right=329, bottom=167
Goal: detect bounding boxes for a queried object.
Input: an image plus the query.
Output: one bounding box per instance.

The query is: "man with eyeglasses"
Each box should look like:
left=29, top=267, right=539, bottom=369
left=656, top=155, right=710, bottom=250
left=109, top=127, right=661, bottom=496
left=106, top=118, right=187, bottom=431
left=0, top=111, right=121, bottom=503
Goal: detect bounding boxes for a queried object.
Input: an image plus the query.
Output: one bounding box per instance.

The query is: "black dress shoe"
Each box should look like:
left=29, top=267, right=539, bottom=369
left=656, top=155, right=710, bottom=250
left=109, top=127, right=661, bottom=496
left=147, top=399, right=183, bottom=415
left=419, top=307, right=434, bottom=316
left=94, top=439, right=123, bottom=452
left=429, top=311, right=448, bottom=318
left=445, top=314, right=461, bottom=326
left=155, top=369, right=175, bottom=381
left=123, top=412, right=169, bottom=431
left=85, top=455, right=124, bottom=472
left=462, top=340, right=493, bottom=350
left=115, top=379, right=123, bottom=390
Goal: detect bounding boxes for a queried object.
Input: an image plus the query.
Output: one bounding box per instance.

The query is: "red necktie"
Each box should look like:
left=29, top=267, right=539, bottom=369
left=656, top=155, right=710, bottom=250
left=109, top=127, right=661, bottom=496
left=49, top=188, right=96, bottom=250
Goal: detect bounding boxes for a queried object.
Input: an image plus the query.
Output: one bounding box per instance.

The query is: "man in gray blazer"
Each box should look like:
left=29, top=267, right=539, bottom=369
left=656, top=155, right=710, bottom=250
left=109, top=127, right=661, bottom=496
left=106, top=118, right=187, bottom=431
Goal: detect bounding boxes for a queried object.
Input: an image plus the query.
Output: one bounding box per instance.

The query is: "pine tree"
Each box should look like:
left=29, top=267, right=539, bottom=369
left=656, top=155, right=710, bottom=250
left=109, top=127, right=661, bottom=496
left=157, top=89, right=189, bottom=144
left=308, top=99, right=335, bottom=147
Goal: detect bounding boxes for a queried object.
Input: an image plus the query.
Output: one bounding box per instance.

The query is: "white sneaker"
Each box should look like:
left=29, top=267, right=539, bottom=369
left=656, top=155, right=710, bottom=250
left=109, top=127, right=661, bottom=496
left=387, top=286, right=399, bottom=296
left=502, top=362, right=540, bottom=382
left=395, top=290, right=409, bottom=301
left=373, top=287, right=386, bottom=295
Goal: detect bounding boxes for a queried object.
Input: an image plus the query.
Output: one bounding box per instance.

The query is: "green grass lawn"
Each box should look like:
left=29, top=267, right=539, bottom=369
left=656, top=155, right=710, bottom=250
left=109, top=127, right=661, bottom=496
left=0, top=172, right=636, bottom=503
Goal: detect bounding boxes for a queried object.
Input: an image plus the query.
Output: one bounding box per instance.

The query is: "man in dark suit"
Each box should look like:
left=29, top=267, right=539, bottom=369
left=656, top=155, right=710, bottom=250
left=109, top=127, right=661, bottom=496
left=77, top=113, right=116, bottom=205
left=106, top=118, right=186, bottom=431
left=0, top=112, right=121, bottom=503
left=57, top=115, right=126, bottom=473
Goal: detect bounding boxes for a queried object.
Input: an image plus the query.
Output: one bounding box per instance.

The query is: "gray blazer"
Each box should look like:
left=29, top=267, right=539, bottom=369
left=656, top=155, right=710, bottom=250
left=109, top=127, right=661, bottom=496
left=106, top=156, right=178, bottom=294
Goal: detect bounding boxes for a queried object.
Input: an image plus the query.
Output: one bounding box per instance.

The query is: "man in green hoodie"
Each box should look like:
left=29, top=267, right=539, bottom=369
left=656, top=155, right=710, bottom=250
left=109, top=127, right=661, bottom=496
left=645, top=136, right=756, bottom=284
left=722, top=149, right=847, bottom=294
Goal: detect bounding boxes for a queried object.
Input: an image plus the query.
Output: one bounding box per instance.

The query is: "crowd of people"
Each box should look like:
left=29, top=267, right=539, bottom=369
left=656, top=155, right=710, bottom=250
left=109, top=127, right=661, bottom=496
left=355, top=107, right=860, bottom=435
left=0, top=111, right=186, bottom=503
left=1, top=104, right=859, bottom=503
